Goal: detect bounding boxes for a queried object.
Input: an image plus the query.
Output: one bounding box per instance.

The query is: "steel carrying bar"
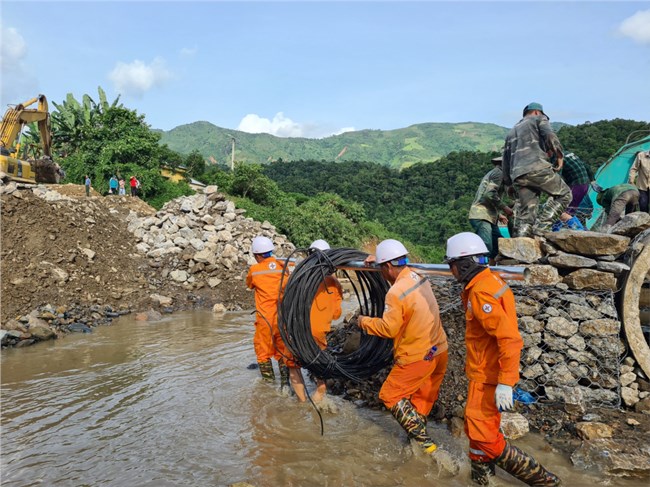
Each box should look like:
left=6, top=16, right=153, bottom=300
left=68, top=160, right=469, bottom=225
left=284, top=258, right=528, bottom=281
left=336, top=261, right=529, bottom=281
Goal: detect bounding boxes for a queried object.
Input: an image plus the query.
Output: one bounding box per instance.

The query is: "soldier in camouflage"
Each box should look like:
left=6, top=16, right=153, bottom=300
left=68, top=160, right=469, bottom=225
left=468, top=156, right=513, bottom=263
left=502, top=103, right=572, bottom=237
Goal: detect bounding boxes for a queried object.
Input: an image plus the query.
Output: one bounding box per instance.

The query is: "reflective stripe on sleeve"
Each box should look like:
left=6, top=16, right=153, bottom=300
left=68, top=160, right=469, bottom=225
left=493, top=284, right=509, bottom=299
left=251, top=269, right=284, bottom=276
left=399, top=278, right=427, bottom=300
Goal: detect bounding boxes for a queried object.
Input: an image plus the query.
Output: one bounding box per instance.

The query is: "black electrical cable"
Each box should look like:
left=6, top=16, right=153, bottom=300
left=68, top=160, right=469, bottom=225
left=278, top=247, right=394, bottom=382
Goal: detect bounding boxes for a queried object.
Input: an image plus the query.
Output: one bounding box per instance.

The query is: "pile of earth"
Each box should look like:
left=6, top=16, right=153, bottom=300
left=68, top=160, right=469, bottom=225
left=0, top=182, right=291, bottom=345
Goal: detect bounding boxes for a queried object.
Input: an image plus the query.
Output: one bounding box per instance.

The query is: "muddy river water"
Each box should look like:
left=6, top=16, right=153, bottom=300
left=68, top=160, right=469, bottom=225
left=1, top=310, right=646, bottom=486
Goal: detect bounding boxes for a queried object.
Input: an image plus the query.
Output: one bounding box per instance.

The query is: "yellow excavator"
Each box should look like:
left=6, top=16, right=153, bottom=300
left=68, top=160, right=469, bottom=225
left=0, top=94, right=62, bottom=184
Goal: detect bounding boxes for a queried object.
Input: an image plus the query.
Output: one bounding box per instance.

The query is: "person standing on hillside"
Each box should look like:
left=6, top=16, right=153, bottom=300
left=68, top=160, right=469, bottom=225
left=84, top=175, right=91, bottom=197
left=445, top=232, right=561, bottom=486
left=109, top=175, right=119, bottom=195
left=629, top=150, right=650, bottom=212
left=502, top=102, right=572, bottom=237
left=468, top=156, right=513, bottom=264
left=130, top=176, right=138, bottom=197
left=307, top=239, right=343, bottom=403
left=358, top=239, right=448, bottom=455
left=118, top=178, right=126, bottom=196
left=592, top=182, right=640, bottom=232
left=246, top=236, right=306, bottom=401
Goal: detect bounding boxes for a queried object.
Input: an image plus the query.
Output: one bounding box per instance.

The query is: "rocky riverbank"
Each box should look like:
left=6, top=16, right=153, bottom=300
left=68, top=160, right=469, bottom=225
left=0, top=181, right=293, bottom=347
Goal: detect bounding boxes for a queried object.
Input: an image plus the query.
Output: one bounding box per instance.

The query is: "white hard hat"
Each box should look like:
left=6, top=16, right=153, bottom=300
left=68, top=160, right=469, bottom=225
left=375, top=239, right=409, bottom=264
left=310, top=239, right=330, bottom=251
left=445, top=232, right=488, bottom=261
left=251, top=236, right=274, bottom=254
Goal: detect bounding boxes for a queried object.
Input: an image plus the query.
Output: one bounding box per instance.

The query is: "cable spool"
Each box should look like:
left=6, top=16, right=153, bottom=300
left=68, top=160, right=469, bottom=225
left=278, top=247, right=394, bottom=381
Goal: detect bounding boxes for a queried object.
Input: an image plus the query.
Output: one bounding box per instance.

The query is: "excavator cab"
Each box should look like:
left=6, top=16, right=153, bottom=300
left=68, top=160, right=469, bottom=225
left=0, top=94, right=62, bottom=184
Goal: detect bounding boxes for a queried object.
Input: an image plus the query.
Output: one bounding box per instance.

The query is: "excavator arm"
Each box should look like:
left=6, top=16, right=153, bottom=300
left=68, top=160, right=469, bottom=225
left=0, top=94, right=60, bottom=184
left=0, top=95, right=51, bottom=157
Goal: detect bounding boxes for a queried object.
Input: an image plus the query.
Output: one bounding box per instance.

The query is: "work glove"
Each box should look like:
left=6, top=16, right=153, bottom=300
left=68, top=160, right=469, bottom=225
left=495, top=384, right=514, bottom=411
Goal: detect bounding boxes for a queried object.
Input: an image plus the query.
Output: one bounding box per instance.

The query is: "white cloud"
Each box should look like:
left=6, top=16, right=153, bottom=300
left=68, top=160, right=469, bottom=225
left=0, top=24, right=37, bottom=105
left=237, top=112, right=354, bottom=138
left=618, top=9, right=650, bottom=44
left=108, top=57, right=172, bottom=97
left=179, top=47, right=198, bottom=58
left=0, top=25, right=27, bottom=69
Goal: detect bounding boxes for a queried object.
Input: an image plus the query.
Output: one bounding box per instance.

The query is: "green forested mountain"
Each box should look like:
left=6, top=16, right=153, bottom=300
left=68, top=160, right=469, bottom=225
left=158, top=121, right=510, bottom=168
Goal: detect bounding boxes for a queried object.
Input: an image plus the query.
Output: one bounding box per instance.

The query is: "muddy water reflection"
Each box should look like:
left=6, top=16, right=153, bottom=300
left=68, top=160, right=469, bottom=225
left=0, top=311, right=645, bottom=486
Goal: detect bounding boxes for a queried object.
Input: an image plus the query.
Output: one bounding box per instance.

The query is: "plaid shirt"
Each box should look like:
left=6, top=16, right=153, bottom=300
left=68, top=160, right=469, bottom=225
left=560, top=152, right=594, bottom=186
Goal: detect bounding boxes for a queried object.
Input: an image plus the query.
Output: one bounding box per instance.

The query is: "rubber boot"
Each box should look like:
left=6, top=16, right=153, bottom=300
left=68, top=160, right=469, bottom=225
left=390, top=399, right=437, bottom=453
left=471, top=459, right=496, bottom=485
left=495, top=442, right=561, bottom=486
left=279, top=361, right=290, bottom=392
left=258, top=359, right=275, bottom=382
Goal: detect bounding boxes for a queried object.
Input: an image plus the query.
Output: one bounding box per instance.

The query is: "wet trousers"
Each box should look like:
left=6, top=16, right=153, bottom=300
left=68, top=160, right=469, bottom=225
left=379, top=351, right=448, bottom=415
left=464, top=381, right=506, bottom=461
left=253, top=317, right=298, bottom=367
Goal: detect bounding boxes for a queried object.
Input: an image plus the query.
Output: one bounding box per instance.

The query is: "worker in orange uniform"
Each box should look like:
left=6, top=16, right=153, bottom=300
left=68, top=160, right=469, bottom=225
left=308, top=239, right=343, bottom=402
left=445, top=232, right=561, bottom=486
left=358, top=239, right=448, bottom=454
left=246, top=236, right=305, bottom=399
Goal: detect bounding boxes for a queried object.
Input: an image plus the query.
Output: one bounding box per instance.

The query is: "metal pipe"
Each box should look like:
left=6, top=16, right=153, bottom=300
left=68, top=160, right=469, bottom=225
left=284, top=258, right=528, bottom=281
left=335, top=261, right=529, bottom=281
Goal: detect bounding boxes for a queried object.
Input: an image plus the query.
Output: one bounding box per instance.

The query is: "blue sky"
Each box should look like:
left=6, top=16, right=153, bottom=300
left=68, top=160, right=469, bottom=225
left=1, top=1, right=649, bottom=138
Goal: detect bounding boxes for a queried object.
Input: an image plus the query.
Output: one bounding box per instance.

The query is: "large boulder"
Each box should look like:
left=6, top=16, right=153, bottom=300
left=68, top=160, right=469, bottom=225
left=611, top=212, right=650, bottom=237
left=544, top=230, right=630, bottom=256
left=548, top=252, right=597, bottom=269
left=563, top=269, right=617, bottom=290
left=498, top=237, right=542, bottom=263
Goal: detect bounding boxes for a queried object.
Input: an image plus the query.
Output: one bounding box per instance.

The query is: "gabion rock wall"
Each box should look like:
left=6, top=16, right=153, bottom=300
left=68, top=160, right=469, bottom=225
left=435, top=279, right=621, bottom=408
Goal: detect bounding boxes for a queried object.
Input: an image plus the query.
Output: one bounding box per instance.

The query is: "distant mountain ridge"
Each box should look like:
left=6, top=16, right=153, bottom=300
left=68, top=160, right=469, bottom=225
left=158, top=120, right=569, bottom=168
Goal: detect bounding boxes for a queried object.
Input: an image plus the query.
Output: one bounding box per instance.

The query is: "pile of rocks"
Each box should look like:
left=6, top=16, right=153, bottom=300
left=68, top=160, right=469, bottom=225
left=0, top=303, right=128, bottom=348
left=126, top=185, right=295, bottom=290
left=497, top=212, right=650, bottom=411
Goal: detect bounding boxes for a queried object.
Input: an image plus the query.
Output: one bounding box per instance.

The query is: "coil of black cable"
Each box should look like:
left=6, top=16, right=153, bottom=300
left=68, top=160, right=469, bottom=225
left=278, top=247, right=394, bottom=381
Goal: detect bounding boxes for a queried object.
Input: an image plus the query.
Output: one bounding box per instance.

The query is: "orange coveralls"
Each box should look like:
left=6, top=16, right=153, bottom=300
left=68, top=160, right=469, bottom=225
left=462, top=268, right=523, bottom=461
left=246, top=256, right=295, bottom=365
left=360, top=267, right=448, bottom=415
left=310, top=275, right=343, bottom=349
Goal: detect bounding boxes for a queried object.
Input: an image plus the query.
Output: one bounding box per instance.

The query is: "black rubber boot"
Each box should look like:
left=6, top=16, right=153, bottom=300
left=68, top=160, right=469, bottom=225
left=495, top=442, right=561, bottom=486
left=279, top=361, right=290, bottom=392
left=258, top=359, right=275, bottom=382
left=471, top=459, right=495, bottom=485
left=390, top=399, right=437, bottom=453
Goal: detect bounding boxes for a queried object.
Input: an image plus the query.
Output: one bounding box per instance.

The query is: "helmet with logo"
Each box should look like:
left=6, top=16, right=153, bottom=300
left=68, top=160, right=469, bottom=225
left=445, top=232, right=488, bottom=262
left=375, top=239, right=409, bottom=265
left=251, top=236, right=274, bottom=255
left=310, top=239, right=330, bottom=251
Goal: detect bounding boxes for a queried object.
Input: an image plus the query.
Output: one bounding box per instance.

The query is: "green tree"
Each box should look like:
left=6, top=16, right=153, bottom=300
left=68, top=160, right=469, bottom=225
left=185, top=149, right=206, bottom=178
left=50, top=90, right=192, bottom=206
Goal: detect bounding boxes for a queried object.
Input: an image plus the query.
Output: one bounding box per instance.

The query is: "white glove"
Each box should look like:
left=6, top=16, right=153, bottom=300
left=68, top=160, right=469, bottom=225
left=495, top=384, right=514, bottom=411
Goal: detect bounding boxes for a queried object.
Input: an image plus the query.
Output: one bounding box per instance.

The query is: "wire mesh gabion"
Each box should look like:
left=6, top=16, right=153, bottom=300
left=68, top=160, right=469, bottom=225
left=433, top=278, right=622, bottom=409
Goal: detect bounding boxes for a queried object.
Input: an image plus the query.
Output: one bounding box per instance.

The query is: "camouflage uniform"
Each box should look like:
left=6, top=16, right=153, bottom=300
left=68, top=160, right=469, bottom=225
left=468, top=166, right=508, bottom=258
left=597, top=183, right=639, bottom=230
left=502, top=115, right=571, bottom=236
